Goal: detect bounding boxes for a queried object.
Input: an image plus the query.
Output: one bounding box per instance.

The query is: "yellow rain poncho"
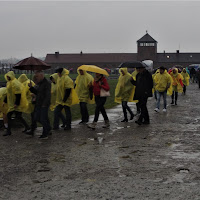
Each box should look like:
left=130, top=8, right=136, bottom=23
left=18, top=74, right=35, bottom=113
left=0, top=87, right=8, bottom=114
left=5, top=71, right=28, bottom=113
left=181, top=69, right=190, bottom=86
left=115, top=68, right=136, bottom=103
left=56, top=69, right=79, bottom=106
left=154, top=70, right=173, bottom=95
left=50, top=73, right=59, bottom=111
left=170, top=68, right=184, bottom=93
left=75, top=70, right=94, bottom=104
left=132, top=69, right=138, bottom=81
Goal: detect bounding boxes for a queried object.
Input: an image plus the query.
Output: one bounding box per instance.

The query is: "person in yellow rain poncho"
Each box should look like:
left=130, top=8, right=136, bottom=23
left=181, top=68, right=190, bottom=95
left=18, top=74, right=37, bottom=133
left=50, top=73, right=66, bottom=129
left=153, top=66, right=172, bottom=113
left=4, top=71, right=30, bottom=136
left=170, top=68, right=184, bottom=105
left=54, top=68, right=79, bottom=130
left=0, top=87, right=8, bottom=129
left=115, top=68, right=135, bottom=122
left=75, top=69, right=94, bottom=124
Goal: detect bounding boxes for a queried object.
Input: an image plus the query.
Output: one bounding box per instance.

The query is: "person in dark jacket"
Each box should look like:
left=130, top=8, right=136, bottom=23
left=26, top=71, right=51, bottom=139
left=131, top=65, right=153, bottom=125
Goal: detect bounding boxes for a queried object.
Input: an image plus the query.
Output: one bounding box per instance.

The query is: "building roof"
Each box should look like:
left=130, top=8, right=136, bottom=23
left=157, top=53, right=200, bottom=63
left=45, top=53, right=137, bottom=64
left=137, top=33, right=157, bottom=43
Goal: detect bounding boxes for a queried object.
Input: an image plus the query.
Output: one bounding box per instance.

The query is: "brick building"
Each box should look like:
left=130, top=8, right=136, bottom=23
left=45, top=32, right=200, bottom=70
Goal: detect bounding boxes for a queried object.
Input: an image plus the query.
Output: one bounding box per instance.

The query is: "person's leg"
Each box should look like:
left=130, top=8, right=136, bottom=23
left=171, top=91, right=175, bottom=104
left=64, top=106, right=71, bottom=130
left=80, top=102, right=89, bottom=123
left=16, top=112, right=30, bottom=132
left=4, top=111, right=13, bottom=136
left=136, top=102, right=140, bottom=114
left=99, top=97, right=108, bottom=121
left=30, top=111, right=37, bottom=131
left=163, top=91, right=167, bottom=109
left=53, top=105, right=66, bottom=129
left=3, top=113, right=8, bottom=129
left=40, top=106, right=51, bottom=137
left=94, top=96, right=101, bottom=122
left=122, top=101, right=128, bottom=121
left=155, top=91, right=161, bottom=110
left=79, top=102, right=84, bottom=122
left=175, top=92, right=178, bottom=105
left=183, top=85, right=186, bottom=94
left=137, top=97, right=149, bottom=124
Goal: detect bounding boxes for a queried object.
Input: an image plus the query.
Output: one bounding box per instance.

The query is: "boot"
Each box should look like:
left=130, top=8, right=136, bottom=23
left=88, top=122, right=97, bottom=130
left=3, top=130, right=11, bottom=136
left=171, top=100, right=174, bottom=105
left=102, top=120, right=110, bottom=128
left=121, top=118, right=128, bottom=122
left=130, top=113, right=134, bottom=120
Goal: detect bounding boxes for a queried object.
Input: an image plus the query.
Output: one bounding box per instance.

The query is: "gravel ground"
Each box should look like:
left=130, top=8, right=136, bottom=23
left=0, top=83, right=200, bottom=200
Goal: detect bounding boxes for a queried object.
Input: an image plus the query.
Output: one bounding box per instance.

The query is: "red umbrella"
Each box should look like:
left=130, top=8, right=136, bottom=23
left=13, top=56, right=51, bottom=71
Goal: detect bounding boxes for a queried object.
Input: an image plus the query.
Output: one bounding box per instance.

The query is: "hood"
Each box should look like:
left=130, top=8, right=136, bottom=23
left=119, top=68, right=128, bottom=76
left=50, top=73, right=59, bottom=83
left=18, top=74, right=28, bottom=83
left=5, top=71, right=15, bottom=81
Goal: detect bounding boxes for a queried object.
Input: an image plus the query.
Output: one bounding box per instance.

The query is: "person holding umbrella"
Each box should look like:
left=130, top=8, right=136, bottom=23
left=130, top=63, right=153, bottom=125
left=54, top=68, right=79, bottom=130
left=115, top=68, right=134, bottom=122
left=27, top=71, right=51, bottom=139
left=3, top=71, right=30, bottom=136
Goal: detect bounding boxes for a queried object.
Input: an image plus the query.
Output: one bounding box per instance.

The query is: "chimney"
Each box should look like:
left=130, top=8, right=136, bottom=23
left=80, top=51, right=83, bottom=55
left=176, top=50, right=179, bottom=54
left=55, top=51, right=59, bottom=56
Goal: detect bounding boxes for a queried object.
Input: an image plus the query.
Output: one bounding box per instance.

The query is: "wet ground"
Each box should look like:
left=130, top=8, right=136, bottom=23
left=1, top=83, right=200, bottom=199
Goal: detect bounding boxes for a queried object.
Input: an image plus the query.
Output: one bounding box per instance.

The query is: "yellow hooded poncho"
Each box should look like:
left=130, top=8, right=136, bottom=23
left=18, top=74, right=35, bottom=113
left=170, top=68, right=183, bottom=93
left=56, top=69, right=79, bottom=107
left=0, top=87, right=8, bottom=114
left=181, top=69, right=190, bottom=86
left=5, top=71, right=28, bottom=113
left=115, top=68, right=136, bottom=103
left=75, top=70, right=94, bottom=104
left=154, top=70, right=173, bottom=95
left=50, top=73, right=59, bottom=111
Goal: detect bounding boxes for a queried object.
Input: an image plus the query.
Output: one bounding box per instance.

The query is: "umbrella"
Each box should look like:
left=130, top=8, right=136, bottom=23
left=13, top=56, right=51, bottom=71
left=78, top=65, right=109, bottom=76
left=119, top=61, right=146, bottom=69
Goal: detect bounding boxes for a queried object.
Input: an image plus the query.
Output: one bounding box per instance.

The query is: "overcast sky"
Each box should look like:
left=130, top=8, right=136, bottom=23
left=0, top=1, right=200, bottom=59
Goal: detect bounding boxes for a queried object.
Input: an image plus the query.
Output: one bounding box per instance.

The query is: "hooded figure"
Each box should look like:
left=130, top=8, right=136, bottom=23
left=170, top=68, right=183, bottom=105
left=0, top=87, right=8, bottom=129
left=50, top=73, right=59, bottom=111
left=181, top=68, right=190, bottom=94
left=54, top=68, right=79, bottom=130
left=4, top=71, right=30, bottom=136
left=18, top=74, right=35, bottom=114
left=75, top=69, right=94, bottom=124
left=115, top=68, right=135, bottom=122
left=154, top=67, right=172, bottom=112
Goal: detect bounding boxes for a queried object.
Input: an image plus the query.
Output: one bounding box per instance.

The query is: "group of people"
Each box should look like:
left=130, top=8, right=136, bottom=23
left=0, top=64, right=192, bottom=139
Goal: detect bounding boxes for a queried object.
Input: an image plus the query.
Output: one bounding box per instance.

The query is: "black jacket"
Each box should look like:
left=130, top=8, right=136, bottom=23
left=131, top=69, right=153, bottom=100
left=30, top=78, right=51, bottom=107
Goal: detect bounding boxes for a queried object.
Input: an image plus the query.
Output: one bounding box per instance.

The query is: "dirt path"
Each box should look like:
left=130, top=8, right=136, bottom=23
left=0, top=84, right=200, bottom=200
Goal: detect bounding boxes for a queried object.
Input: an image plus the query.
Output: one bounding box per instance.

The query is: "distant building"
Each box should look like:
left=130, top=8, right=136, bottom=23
left=45, top=32, right=200, bottom=70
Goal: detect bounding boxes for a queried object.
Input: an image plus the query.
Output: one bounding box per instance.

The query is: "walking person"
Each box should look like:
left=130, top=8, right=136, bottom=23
left=132, top=69, right=140, bottom=114
left=130, top=64, right=153, bottom=125
left=18, top=74, right=36, bottom=132
left=153, top=66, right=172, bottom=112
left=50, top=73, right=66, bottom=129
left=75, top=69, right=94, bottom=124
left=54, top=68, right=79, bottom=130
left=181, top=68, right=190, bottom=94
left=88, top=73, right=110, bottom=129
left=190, top=67, right=196, bottom=83
left=169, top=68, right=183, bottom=105
left=3, top=71, right=29, bottom=136
left=27, top=71, right=51, bottom=139
left=115, top=68, right=134, bottom=122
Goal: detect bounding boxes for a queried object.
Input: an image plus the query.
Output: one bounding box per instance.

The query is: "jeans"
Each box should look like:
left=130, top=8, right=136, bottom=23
left=156, top=91, right=167, bottom=109
left=137, top=96, right=149, bottom=123
left=54, top=104, right=71, bottom=128
left=94, top=96, right=108, bottom=122
left=122, top=101, right=134, bottom=119
left=7, top=111, right=30, bottom=133
left=80, top=102, right=89, bottom=122
left=171, top=91, right=178, bottom=103
left=34, top=106, right=51, bottom=136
